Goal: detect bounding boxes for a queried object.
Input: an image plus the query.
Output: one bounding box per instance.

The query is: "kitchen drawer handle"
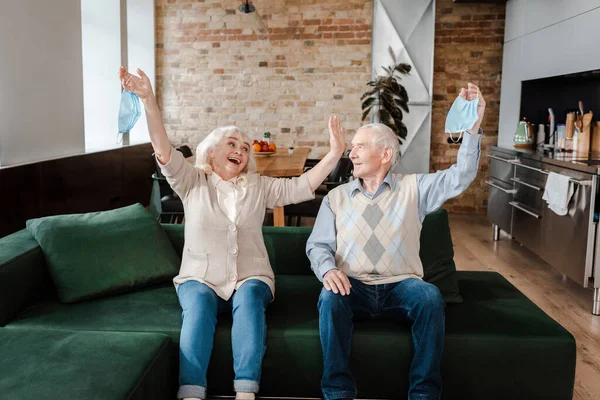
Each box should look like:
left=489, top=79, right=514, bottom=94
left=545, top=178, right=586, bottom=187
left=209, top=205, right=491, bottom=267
left=511, top=177, right=542, bottom=191
left=508, top=159, right=549, bottom=175
left=509, top=201, right=541, bottom=219
left=487, top=154, right=515, bottom=163
left=485, top=180, right=516, bottom=194
left=509, top=160, right=592, bottom=186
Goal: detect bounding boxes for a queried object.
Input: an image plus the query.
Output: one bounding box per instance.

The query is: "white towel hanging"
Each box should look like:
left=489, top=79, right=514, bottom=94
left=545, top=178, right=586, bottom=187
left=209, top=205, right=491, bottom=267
left=542, top=172, right=574, bottom=216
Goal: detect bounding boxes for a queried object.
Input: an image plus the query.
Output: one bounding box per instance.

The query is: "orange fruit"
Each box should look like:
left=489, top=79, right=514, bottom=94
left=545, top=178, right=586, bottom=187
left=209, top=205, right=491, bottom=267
left=268, top=143, right=276, bottom=152
left=252, top=143, right=261, bottom=152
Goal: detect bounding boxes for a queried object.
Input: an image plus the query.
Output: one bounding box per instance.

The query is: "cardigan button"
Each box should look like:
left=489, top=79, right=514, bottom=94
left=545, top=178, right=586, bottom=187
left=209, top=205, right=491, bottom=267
left=230, top=247, right=238, bottom=255
left=229, top=274, right=237, bottom=282
left=229, top=225, right=237, bottom=232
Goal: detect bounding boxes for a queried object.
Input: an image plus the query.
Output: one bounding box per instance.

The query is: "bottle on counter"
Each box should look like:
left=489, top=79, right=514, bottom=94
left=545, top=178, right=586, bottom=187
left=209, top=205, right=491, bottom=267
left=536, top=124, right=545, bottom=149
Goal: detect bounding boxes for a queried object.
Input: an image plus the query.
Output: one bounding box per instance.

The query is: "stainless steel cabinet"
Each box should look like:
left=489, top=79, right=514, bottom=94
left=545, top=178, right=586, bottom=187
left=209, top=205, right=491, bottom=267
left=486, top=151, right=516, bottom=239
left=486, top=147, right=600, bottom=314
left=510, top=158, right=546, bottom=255
left=540, top=164, right=595, bottom=287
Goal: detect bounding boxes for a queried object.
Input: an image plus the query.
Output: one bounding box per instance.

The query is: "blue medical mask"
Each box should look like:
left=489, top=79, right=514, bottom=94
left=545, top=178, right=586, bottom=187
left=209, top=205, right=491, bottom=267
left=118, top=90, right=141, bottom=139
left=445, top=95, right=479, bottom=141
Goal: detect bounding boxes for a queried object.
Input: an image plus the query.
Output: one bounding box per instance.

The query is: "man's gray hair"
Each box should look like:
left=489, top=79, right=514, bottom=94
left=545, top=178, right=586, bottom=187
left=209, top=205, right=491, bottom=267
left=195, top=126, right=257, bottom=174
left=357, top=123, right=401, bottom=166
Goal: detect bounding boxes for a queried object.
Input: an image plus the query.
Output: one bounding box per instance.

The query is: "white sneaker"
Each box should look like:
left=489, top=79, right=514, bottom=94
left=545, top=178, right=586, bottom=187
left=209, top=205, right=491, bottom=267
left=235, top=392, right=256, bottom=400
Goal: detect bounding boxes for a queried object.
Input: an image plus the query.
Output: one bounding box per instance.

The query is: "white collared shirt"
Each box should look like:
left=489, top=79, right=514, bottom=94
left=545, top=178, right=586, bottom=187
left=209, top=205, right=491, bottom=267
left=210, top=172, right=248, bottom=223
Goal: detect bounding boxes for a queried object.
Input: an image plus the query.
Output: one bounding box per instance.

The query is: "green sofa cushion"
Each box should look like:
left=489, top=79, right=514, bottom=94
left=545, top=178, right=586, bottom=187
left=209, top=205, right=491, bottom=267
left=26, top=203, right=181, bottom=303
left=0, top=329, right=173, bottom=400
left=6, top=272, right=575, bottom=400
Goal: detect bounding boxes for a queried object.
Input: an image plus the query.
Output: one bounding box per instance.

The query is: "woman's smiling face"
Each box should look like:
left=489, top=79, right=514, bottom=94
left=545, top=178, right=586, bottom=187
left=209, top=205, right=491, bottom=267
left=209, top=132, right=251, bottom=180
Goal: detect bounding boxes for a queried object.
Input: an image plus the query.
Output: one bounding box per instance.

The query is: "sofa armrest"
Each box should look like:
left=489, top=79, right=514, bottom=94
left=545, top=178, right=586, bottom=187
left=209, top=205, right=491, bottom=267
left=0, top=229, right=51, bottom=326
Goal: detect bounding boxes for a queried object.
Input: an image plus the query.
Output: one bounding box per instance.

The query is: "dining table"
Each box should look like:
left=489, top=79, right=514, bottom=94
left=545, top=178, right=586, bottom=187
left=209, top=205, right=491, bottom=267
left=255, top=148, right=310, bottom=226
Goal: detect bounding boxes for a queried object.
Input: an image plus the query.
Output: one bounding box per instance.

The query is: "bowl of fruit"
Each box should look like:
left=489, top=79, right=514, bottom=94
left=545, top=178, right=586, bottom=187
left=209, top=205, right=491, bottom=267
left=253, top=140, right=277, bottom=156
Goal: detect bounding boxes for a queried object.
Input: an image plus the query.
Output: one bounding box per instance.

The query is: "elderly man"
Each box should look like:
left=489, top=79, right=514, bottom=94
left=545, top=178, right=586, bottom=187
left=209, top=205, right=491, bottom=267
left=306, top=83, right=486, bottom=400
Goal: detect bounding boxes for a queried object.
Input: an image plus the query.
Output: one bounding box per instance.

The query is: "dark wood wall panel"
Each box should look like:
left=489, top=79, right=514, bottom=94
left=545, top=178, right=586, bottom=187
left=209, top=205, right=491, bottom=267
left=0, top=143, right=154, bottom=237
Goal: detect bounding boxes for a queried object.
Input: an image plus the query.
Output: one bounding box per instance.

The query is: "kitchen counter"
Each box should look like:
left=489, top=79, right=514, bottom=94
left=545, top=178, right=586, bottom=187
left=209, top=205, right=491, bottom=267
left=492, top=145, right=600, bottom=175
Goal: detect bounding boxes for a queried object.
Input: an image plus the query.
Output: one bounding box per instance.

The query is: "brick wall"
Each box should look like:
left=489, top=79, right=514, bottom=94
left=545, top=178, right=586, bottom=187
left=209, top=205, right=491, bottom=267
left=155, top=0, right=506, bottom=214
left=432, top=0, right=506, bottom=214
left=155, top=0, right=372, bottom=158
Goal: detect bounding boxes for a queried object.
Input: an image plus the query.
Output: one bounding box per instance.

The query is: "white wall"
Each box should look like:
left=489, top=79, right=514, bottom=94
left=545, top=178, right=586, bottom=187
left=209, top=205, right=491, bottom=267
left=0, top=0, right=85, bottom=166
left=82, top=0, right=154, bottom=152
left=126, top=0, right=155, bottom=146
left=498, top=0, right=600, bottom=148
left=82, top=0, right=122, bottom=152
left=0, top=0, right=154, bottom=167
left=372, top=0, right=435, bottom=174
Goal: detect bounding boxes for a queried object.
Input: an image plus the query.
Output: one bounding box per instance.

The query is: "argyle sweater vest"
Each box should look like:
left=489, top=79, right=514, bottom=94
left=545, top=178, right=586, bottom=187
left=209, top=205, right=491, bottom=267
left=328, top=174, right=423, bottom=285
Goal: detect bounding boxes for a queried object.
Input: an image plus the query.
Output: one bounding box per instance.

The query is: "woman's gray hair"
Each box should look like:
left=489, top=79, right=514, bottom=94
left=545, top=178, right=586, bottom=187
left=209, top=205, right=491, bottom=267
left=357, top=123, right=401, bottom=166
left=195, top=126, right=257, bottom=174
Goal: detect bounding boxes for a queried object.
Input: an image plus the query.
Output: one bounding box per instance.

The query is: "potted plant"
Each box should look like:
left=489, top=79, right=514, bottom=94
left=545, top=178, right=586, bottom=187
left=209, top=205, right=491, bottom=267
left=361, top=47, right=411, bottom=146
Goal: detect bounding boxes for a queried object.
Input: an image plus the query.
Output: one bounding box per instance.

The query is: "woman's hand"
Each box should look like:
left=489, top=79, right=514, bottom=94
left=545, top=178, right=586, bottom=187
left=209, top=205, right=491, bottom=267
left=328, top=115, right=346, bottom=157
left=119, top=67, right=154, bottom=103
left=305, top=115, right=348, bottom=191
left=119, top=66, right=170, bottom=163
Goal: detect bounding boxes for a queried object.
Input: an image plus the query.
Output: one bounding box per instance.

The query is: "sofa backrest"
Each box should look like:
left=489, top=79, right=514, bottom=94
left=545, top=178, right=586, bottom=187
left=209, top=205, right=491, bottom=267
left=0, top=230, right=54, bottom=326
left=161, top=208, right=455, bottom=276
left=0, top=208, right=454, bottom=326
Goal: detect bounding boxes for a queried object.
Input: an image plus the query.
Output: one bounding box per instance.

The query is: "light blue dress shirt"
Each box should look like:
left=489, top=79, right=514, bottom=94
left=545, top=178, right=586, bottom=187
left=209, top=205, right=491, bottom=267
left=306, top=130, right=482, bottom=281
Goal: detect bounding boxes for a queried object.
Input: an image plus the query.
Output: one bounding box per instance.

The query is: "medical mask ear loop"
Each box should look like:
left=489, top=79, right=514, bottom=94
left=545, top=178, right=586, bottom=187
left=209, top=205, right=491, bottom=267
left=448, top=86, right=478, bottom=143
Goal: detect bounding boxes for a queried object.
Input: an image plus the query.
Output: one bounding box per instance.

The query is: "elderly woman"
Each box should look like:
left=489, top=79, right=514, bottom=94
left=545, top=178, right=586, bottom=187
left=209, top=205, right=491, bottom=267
left=119, top=67, right=346, bottom=400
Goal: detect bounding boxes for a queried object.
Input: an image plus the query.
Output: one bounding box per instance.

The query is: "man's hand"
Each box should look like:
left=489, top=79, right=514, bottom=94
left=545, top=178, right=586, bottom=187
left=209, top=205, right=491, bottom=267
left=459, top=82, right=486, bottom=133
left=323, top=269, right=352, bottom=295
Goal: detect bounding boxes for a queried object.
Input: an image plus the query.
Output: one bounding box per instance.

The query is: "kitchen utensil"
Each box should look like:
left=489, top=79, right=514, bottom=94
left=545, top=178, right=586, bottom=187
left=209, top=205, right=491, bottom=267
left=576, top=111, right=593, bottom=154
left=566, top=112, right=576, bottom=139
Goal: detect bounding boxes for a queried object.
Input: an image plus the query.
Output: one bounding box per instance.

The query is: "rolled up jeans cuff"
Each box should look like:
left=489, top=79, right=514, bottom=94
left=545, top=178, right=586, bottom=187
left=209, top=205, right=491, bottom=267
left=177, top=384, right=206, bottom=399
left=234, top=379, right=259, bottom=393
left=409, top=393, right=441, bottom=400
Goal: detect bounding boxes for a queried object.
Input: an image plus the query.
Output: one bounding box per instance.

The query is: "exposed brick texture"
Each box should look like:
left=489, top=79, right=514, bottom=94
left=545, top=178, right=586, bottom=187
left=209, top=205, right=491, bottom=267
left=432, top=0, right=505, bottom=214
left=155, top=0, right=372, bottom=158
left=155, top=0, right=506, bottom=214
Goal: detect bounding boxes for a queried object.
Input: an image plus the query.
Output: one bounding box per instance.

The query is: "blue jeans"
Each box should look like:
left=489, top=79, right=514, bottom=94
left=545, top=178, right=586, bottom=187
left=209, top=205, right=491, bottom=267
left=318, top=277, right=445, bottom=400
left=176, top=279, right=272, bottom=400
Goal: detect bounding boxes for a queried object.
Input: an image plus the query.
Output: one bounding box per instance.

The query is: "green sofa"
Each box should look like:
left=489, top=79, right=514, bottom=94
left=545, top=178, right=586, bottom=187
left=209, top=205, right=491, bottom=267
left=0, top=209, right=576, bottom=400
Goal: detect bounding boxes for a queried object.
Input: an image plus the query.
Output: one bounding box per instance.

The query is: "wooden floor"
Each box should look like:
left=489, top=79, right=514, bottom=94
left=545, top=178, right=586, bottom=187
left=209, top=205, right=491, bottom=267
left=449, top=213, right=600, bottom=400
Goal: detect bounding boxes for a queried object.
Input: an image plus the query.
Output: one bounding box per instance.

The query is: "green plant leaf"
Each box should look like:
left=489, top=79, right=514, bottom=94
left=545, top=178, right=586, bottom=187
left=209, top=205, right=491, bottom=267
left=388, top=46, right=397, bottom=64
left=362, top=105, right=374, bottom=121
left=360, top=87, right=379, bottom=101
left=397, top=122, right=408, bottom=140
left=394, top=98, right=410, bottom=113
left=389, top=105, right=404, bottom=123
left=361, top=96, right=377, bottom=110
left=394, top=63, right=412, bottom=75
left=379, top=108, right=391, bottom=125
left=389, top=80, right=409, bottom=103
left=380, top=93, right=395, bottom=113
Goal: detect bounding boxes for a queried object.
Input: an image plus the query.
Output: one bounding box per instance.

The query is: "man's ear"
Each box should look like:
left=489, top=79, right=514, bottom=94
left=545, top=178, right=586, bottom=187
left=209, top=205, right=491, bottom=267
left=381, top=146, right=393, bottom=165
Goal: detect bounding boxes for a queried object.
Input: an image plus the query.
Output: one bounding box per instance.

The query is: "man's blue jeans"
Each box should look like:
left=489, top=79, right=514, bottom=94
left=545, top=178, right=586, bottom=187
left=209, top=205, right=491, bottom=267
left=176, top=279, right=272, bottom=400
left=318, top=277, right=445, bottom=400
